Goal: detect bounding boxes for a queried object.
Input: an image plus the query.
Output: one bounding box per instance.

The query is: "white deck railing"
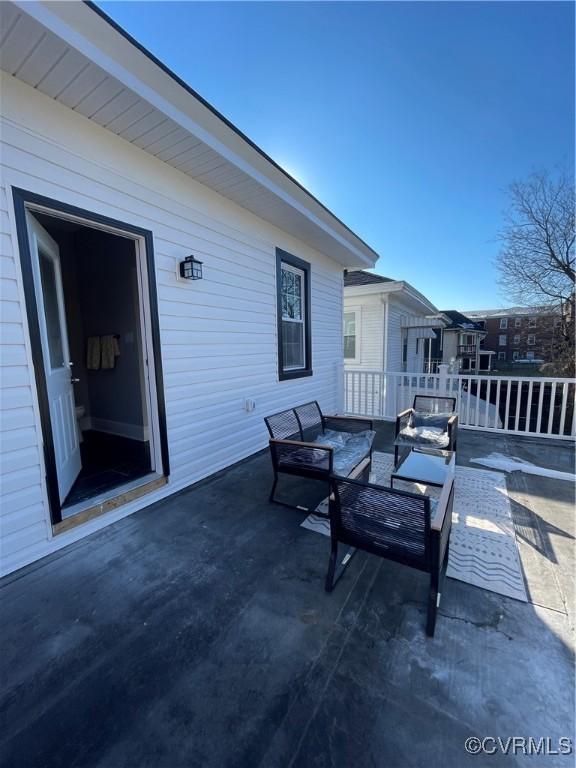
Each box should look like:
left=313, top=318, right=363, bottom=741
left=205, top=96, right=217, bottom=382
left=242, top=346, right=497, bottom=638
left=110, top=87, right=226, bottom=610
left=344, top=369, right=576, bottom=440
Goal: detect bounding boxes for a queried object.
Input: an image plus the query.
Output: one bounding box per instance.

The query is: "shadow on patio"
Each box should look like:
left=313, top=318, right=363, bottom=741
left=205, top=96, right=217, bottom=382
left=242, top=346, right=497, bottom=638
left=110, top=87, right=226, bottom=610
left=0, top=425, right=574, bottom=767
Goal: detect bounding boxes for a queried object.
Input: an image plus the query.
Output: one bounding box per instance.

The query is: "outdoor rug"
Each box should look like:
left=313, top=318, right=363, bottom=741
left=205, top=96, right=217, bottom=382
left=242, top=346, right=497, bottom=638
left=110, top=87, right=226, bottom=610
left=301, top=451, right=528, bottom=602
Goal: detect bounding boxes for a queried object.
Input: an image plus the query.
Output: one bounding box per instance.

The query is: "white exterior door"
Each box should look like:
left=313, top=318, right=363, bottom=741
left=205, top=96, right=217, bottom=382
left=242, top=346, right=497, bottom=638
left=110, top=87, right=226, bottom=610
left=27, top=214, right=81, bottom=502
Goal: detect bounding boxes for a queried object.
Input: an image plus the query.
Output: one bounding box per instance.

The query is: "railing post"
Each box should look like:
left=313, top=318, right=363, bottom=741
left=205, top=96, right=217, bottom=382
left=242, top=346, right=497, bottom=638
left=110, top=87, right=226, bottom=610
left=438, top=364, right=449, bottom=395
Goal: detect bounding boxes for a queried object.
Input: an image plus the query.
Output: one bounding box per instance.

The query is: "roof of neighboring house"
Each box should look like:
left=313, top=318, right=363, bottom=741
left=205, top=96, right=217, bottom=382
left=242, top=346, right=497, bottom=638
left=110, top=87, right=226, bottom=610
left=344, top=270, right=438, bottom=315
left=439, top=310, right=485, bottom=331
left=464, top=306, right=560, bottom=318
left=344, top=270, right=394, bottom=287
left=1, top=1, right=378, bottom=269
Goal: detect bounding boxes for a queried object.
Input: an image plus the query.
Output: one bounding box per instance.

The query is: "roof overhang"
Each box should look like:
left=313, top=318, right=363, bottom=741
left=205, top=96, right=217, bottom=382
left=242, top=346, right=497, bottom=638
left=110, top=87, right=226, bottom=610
left=345, top=280, right=438, bottom=314
left=1, top=1, right=379, bottom=269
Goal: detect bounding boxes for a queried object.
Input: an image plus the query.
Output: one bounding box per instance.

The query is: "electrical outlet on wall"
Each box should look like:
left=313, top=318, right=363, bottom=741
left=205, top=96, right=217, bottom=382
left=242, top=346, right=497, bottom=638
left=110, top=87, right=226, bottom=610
left=244, top=399, right=256, bottom=413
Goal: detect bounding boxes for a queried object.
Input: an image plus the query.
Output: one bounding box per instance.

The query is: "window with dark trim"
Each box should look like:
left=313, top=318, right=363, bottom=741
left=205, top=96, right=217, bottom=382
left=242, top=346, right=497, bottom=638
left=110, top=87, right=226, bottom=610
left=343, top=311, right=357, bottom=360
left=276, top=248, right=312, bottom=380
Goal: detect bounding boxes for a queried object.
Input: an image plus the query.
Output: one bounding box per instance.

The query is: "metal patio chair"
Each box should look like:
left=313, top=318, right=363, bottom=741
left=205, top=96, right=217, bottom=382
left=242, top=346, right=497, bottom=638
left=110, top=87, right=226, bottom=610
left=326, top=473, right=454, bottom=637
left=394, top=394, right=458, bottom=467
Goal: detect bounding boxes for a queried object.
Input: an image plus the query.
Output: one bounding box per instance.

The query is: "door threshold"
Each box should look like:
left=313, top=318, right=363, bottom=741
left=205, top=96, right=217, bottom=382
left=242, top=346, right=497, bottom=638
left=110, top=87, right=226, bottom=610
left=53, top=473, right=167, bottom=535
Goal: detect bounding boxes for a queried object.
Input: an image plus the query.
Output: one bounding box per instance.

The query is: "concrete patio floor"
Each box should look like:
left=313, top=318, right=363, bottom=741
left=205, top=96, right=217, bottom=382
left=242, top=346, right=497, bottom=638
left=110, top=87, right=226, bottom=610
left=1, top=425, right=574, bottom=767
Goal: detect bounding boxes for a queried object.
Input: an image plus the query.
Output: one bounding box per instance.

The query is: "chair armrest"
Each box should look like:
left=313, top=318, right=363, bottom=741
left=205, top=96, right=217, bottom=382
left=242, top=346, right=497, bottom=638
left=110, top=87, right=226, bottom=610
left=431, top=474, right=454, bottom=532
left=431, top=475, right=454, bottom=568
left=395, top=408, right=412, bottom=437
left=269, top=438, right=333, bottom=472
left=323, top=415, right=374, bottom=432
left=447, top=414, right=458, bottom=450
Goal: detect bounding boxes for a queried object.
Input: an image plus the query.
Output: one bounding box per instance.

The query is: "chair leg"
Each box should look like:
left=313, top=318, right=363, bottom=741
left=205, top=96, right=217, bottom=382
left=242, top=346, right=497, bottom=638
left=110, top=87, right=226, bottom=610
left=426, top=570, right=440, bottom=637
left=394, top=445, right=399, bottom=468
left=269, top=474, right=278, bottom=504
left=325, top=539, right=338, bottom=592
left=427, top=539, right=451, bottom=637
left=325, top=541, right=357, bottom=592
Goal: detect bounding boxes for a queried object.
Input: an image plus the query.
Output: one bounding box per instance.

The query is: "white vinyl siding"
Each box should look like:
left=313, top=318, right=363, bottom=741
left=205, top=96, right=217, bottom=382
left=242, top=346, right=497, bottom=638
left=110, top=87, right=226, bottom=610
left=342, top=294, right=384, bottom=370
left=0, top=74, right=345, bottom=575
left=385, top=300, right=406, bottom=371
left=342, top=293, right=436, bottom=373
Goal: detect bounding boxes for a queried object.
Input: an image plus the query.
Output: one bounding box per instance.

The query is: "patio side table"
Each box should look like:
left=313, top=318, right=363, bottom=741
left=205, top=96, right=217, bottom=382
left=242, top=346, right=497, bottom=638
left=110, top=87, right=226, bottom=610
left=390, top=447, right=455, bottom=490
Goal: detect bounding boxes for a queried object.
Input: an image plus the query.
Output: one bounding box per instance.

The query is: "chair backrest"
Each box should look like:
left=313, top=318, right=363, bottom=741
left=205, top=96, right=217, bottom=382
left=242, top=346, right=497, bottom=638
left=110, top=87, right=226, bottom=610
left=330, top=477, right=431, bottom=568
left=264, top=408, right=302, bottom=440
left=294, top=401, right=323, bottom=437
left=413, top=395, right=456, bottom=414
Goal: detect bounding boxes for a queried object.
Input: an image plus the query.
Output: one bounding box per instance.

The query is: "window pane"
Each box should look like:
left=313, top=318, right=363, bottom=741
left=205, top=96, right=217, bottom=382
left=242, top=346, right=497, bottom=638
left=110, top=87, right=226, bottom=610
left=293, top=271, right=301, bottom=295
left=282, top=319, right=304, bottom=369
left=344, top=336, right=356, bottom=359
left=293, top=297, right=301, bottom=320
left=39, top=250, right=64, bottom=369
left=281, top=266, right=303, bottom=321
left=282, top=269, right=292, bottom=294
left=343, top=312, right=356, bottom=335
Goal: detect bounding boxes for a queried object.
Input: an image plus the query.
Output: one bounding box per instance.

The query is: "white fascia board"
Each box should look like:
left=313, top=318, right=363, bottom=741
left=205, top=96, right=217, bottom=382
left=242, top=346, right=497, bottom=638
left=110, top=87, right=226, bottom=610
left=344, top=282, right=402, bottom=298
left=397, top=283, right=438, bottom=315
left=345, top=280, right=437, bottom=315
left=17, top=1, right=378, bottom=268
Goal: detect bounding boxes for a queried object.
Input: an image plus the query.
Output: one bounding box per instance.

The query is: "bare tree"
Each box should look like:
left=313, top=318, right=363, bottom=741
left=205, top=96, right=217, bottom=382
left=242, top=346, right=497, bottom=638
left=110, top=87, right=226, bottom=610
left=497, top=169, right=575, bottom=374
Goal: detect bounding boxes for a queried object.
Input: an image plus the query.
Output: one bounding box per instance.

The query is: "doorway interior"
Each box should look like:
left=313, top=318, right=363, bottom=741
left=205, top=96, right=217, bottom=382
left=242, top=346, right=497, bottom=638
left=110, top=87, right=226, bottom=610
left=20, top=201, right=167, bottom=525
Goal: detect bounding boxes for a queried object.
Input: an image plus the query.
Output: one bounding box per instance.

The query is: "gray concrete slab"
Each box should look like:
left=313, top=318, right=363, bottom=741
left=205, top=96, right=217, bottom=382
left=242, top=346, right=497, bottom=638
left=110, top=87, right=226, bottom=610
left=0, top=426, right=574, bottom=767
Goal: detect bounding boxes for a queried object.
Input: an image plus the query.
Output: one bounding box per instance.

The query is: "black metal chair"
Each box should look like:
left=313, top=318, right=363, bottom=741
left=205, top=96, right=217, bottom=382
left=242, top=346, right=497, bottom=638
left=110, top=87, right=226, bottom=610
left=326, top=473, right=454, bottom=636
left=264, top=401, right=374, bottom=512
left=394, top=394, right=458, bottom=467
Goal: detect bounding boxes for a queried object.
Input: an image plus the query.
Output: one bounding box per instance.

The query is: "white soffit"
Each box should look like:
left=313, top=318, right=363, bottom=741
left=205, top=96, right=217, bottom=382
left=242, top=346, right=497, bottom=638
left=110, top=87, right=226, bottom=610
left=0, top=1, right=379, bottom=268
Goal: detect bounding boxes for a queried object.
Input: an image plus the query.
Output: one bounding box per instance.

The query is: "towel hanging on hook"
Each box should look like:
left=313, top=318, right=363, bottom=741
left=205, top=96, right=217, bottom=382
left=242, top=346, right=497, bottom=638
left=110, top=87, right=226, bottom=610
left=101, top=334, right=120, bottom=370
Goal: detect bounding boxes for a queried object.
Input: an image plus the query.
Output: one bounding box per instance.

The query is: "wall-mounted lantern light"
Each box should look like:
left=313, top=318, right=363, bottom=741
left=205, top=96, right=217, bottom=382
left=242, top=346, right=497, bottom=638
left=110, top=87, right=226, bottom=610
left=179, top=255, right=203, bottom=280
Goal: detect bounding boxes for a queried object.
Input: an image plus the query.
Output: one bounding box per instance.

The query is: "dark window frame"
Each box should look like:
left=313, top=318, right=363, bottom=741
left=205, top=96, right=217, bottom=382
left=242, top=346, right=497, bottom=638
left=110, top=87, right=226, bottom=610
left=276, top=248, right=312, bottom=381
left=11, top=187, right=170, bottom=526
left=343, top=310, right=357, bottom=360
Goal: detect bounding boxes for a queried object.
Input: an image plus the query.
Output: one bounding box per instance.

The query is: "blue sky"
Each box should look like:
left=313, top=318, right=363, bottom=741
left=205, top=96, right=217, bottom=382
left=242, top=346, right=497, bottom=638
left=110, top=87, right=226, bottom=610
left=97, top=1, right=574, bottom=311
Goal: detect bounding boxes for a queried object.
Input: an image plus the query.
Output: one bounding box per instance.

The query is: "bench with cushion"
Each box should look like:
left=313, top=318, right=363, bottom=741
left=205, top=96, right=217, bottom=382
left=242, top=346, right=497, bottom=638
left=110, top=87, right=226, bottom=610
left=264, top=401, right=375, bottom=511
left=394, top=394, right=458, bottom=467
left=326, top=472, right=455, bottom=636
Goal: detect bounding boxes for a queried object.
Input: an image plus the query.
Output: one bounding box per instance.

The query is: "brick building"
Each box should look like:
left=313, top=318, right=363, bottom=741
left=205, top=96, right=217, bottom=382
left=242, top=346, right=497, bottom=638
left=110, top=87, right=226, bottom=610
left=464, top=307, right=562, bottom=365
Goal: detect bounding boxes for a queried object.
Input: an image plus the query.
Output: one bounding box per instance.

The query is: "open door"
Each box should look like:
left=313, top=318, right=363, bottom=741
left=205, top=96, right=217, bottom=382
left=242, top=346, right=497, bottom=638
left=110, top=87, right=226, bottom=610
left=27, top=213, right=81, bottom=502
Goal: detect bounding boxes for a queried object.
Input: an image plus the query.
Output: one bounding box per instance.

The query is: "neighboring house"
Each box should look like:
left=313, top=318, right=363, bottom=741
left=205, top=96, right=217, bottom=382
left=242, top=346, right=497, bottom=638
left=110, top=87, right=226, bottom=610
left=0, top=2, right=378, bottom=575
left=464, top=307, right=562, bottom=364
left=428, top=310, right=495, bottom=373
left=343, top=271, right=441, bottom=372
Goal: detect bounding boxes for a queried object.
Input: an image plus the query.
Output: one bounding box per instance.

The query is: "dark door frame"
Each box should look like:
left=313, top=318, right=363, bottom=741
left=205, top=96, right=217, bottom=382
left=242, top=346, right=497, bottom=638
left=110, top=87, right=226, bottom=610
left=12, top=187, right=170, bottom=525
